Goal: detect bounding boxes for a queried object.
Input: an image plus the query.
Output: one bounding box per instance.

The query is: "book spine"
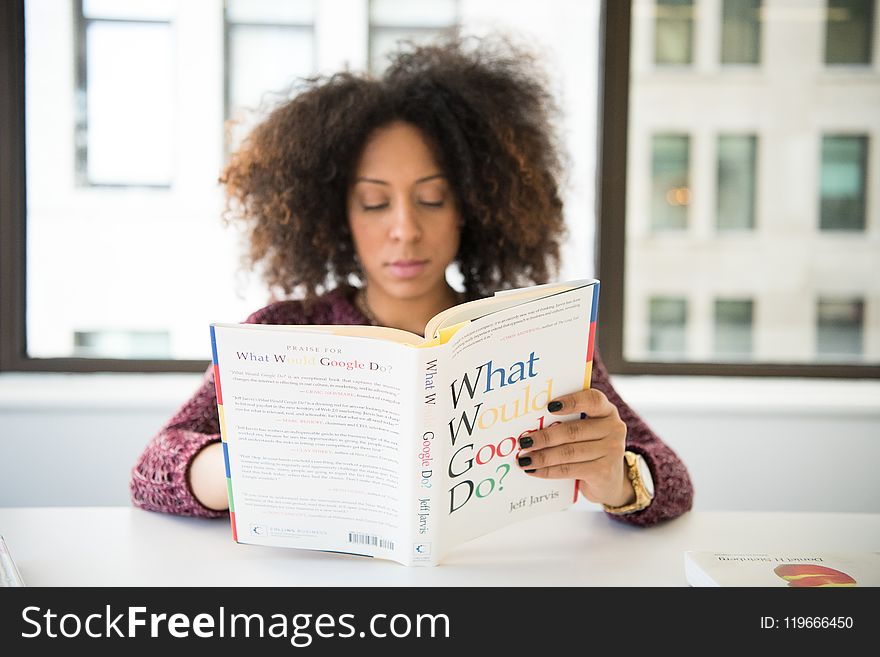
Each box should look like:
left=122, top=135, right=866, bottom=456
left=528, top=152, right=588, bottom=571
left=584, top=281, right=600, bottom=391
left=574, top=281, right=601, bottom=504
left=412, top=349, right=444, bottom=566
left=210, top=325, right=237, bottom=543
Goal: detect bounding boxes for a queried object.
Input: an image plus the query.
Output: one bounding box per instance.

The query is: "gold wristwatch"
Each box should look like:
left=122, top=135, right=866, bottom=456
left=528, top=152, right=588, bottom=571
left=603, top=451, right=654, bottom=515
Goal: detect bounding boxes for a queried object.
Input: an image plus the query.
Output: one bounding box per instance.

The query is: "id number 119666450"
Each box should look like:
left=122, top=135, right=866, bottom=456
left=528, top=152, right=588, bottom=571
left=761, top=617, right=854, bottom=630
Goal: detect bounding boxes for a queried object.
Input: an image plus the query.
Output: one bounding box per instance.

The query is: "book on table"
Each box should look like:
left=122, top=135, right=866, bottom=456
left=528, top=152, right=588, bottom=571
left=210, top=278, right=599, bottom=566
left=684, top=551, right=880, bottom=587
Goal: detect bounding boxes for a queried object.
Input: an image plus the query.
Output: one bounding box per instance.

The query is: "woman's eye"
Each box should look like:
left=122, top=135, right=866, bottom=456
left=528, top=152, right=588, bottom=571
left=419, top=200, right=444, bottom=208
left=362, top=203, right=389, bottom=211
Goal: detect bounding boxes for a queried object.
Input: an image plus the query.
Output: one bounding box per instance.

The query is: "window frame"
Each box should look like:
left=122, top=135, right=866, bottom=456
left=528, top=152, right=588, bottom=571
left=0, top=0, right=205, bottom=373
left=3, top=0, right=877, bottom=377
left=596, top=0, right=879, bottom=378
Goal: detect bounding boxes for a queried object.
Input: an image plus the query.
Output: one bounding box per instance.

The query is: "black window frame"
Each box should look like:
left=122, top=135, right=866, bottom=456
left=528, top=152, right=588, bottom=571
left=0, top=0, right=200, bottom=373
left=2, top=0, right=877, bottom=377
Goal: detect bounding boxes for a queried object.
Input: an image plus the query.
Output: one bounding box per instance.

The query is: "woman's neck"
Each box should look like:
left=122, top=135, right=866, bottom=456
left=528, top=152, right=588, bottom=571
left=362, top=283, right=461, bottom=336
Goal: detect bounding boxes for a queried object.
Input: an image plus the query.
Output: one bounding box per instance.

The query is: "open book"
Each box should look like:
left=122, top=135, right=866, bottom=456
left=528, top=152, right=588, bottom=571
left=210, top=279, right=599, bottom=566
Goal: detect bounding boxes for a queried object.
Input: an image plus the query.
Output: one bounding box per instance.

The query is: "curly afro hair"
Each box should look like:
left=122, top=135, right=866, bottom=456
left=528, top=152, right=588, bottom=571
left=221, top=34, right=568, bottom=303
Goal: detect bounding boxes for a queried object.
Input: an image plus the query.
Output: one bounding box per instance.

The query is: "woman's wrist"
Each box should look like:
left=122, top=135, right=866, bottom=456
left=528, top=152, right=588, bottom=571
left=603, top=457, right=638, bottom=508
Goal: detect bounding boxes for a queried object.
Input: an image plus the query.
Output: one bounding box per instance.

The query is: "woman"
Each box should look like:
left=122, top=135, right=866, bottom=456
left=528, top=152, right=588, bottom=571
left=130, top=36, right=693, bottom=527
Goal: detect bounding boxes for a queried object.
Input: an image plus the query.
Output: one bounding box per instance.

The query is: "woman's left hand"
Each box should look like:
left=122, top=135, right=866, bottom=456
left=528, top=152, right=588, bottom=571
left=516, top=388, right=635, bottom=508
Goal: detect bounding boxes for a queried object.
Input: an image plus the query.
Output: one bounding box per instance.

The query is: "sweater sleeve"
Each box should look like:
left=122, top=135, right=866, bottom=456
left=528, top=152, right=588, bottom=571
left=589, top=351, right=694, bottom=526
left=129, top=302, right=312, bottom=518
left=129, top=364, right=227, bottom=518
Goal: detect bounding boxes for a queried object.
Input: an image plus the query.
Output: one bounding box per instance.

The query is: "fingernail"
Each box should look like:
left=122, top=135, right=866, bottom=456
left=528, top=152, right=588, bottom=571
left=518, top=456, right=532, bottom=467
left=519, top=436, right=533, bottom=449
left=525, top=469, right=536, bottom=474
left=547, top=401, right=563, bottom=412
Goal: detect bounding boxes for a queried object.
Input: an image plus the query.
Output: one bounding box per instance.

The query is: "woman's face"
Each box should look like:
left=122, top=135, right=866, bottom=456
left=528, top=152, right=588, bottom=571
left=347, top=121, right=461, bottom=301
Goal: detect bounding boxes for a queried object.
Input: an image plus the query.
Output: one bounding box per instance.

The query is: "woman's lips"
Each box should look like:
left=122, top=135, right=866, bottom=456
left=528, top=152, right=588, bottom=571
left=387, top=260, right=428, bottom=279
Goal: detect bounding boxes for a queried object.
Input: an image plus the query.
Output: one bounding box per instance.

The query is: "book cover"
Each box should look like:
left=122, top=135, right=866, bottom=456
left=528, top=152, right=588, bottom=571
left=210, top=279, right=599, bottom=565
left=684, top=551, right=880, bottom=587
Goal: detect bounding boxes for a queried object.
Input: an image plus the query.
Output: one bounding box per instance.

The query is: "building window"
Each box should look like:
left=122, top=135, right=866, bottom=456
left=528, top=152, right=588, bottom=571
left=714, top=299, right=753, bottom=359
left=654, top=0, right=694, bottom=65
left=820, top=135, right=868, bottom=231
left=648, top=297, right=688, bottom=358
left=717, top=134, right=757, bottom=230
left=825, top=0, right=875, bottom=65
left=721, top=0, right=761, bottom=65
left=651, top=134, right=690, bottom=231
left=368, top=0, right=458, bottom=74
left=817, top=298, right=864, bottom=360
left=225, top=0, right=316, bottom=152
left=75, top=0, right=174, bottom=187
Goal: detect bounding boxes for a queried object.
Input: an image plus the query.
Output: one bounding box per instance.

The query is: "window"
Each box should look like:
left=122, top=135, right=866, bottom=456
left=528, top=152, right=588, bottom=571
left=654, top=0, right=694, bottom=65
left=2, top=0, right=602, bottom=373
left=75, top=0, right=174, bottom=187
left=648, top=297, right=688, bottom=358
left=820, top=135, right=868, bottom=231
left=717, top=135, right=756, bottom=230
left=720, top=0, right=761, bottom=65
left=817, top=298, right=864, bottom=360
left=714, top=299, right=753, bottom=359
left=825, top=0, right=875, bottom=65
left=368, top=0, right=458, bottom=74
left=225, top=0, right=316, bottom=152
left=651, top=135, right=690, bottom=231
left=601, top=1, right=879, bottom=377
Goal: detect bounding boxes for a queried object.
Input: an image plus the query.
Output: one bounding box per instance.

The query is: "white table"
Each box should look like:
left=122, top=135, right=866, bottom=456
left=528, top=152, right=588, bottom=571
left=1, top=507, right=878, bottom=586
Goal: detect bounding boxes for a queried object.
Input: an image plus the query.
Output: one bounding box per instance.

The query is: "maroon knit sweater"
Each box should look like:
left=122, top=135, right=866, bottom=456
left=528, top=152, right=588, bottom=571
left=130, top=285, right=694, bottom=526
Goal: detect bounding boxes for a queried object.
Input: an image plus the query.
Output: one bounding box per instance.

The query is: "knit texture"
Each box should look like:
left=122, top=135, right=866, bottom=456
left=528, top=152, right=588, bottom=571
left=130, top=284, right=694, bottom=525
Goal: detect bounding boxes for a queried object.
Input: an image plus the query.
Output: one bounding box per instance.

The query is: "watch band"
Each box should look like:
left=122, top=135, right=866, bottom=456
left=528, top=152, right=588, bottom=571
left=603, top=451, right=653, bottom=515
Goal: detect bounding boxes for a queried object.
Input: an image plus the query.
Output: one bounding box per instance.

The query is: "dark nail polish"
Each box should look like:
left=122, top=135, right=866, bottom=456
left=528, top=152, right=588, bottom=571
left=547, top=401, right=563, bottom=412
left=518, top=456, right=532, bottom=467
left=525, top=469, right=536, bottom=474
left=519, top=436, right=533, bottom=449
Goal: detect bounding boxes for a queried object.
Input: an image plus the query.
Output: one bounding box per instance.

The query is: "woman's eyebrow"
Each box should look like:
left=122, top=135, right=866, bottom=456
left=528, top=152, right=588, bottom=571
left=355, top=174, right=446, bottom=185
left=415, top=174, right=446, bottom=183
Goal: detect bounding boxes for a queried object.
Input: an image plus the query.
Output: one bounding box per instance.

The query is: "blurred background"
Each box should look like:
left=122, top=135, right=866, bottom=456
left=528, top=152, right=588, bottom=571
left=1, top=0, right=878, bottom=513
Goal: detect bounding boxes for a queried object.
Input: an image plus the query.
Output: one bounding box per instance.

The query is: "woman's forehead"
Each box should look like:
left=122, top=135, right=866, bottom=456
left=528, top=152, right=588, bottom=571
left=355, top=121, right=443, bottom=177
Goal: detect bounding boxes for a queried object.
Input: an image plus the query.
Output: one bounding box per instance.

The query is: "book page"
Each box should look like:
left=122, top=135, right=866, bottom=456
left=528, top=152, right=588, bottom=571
left=424, top=279, right=597, bottom=339
left=211, top=325, right=421, bottom=565
left=212, top=322, right=425, bottom=345
left=433, top=283, right=598, bottom=560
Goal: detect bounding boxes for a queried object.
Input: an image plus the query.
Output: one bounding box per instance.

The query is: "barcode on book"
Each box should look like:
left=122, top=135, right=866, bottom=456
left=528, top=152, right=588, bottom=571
left=347, top=532, right=394, bottom=551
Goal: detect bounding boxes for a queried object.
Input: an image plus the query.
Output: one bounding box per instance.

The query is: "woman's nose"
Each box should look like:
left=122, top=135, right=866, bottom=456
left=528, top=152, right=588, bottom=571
left=388, top=200, right=422, bottom=242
